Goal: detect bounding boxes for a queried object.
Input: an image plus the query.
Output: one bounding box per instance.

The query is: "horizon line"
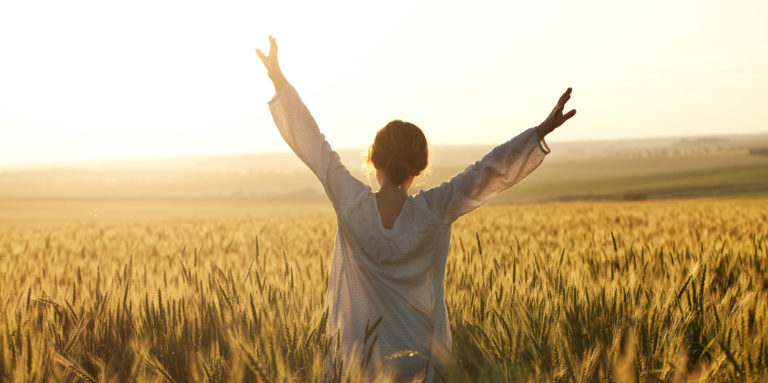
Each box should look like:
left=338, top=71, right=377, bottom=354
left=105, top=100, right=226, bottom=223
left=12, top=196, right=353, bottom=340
left=2, top=130, right=767, bottom=168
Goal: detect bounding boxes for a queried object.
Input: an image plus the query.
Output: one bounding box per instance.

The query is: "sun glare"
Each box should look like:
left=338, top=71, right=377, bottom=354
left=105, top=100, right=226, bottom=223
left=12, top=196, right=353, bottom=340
left=0, top=0, right=766, bottom=165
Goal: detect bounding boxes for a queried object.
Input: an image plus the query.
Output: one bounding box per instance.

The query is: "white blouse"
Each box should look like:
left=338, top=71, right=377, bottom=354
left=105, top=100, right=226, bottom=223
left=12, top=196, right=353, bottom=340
left=268, top=84, right=549, bottom=382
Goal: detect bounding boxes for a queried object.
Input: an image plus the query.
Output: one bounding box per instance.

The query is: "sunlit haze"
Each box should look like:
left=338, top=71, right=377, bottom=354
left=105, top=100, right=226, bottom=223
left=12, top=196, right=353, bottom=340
left=1, top=0, right=766, bottom=164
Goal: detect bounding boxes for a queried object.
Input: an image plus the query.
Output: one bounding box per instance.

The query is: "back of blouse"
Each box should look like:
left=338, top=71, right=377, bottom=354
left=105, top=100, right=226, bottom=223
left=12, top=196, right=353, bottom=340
left=332, top=192, right=452, bottom=380
left=267, top=83, right=550, bottom=382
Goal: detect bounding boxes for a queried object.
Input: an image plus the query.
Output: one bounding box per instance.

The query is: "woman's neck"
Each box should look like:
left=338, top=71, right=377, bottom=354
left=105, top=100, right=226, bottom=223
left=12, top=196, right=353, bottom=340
left=378, top=181, right=408, bottom=197
left=375, top=181, right=408, bottom=229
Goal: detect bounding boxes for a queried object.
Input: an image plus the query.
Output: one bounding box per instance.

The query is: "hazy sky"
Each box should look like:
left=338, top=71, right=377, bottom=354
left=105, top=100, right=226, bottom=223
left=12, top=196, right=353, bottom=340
left=1, top=0, right=766, bottom=164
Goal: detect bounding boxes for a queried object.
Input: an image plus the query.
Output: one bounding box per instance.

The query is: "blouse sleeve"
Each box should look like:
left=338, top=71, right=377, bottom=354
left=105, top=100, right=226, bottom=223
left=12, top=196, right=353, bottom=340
left=268, top=83, right=367, bottom=211
left=419, top=127, right=550, bottom=223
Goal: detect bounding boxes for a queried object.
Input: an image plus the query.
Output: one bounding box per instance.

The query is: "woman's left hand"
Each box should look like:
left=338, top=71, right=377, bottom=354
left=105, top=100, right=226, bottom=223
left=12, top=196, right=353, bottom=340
left=536, top=88, right=576, bottom=139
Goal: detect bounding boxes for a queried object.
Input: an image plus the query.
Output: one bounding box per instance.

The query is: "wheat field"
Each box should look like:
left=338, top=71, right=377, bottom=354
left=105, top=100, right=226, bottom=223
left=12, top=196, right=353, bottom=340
left=1, top=198, right=767, bottom=382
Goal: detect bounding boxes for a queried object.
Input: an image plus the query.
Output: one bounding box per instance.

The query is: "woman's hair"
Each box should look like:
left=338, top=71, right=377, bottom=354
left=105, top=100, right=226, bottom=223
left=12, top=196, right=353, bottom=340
left=366, top=120, right=429, bottom=186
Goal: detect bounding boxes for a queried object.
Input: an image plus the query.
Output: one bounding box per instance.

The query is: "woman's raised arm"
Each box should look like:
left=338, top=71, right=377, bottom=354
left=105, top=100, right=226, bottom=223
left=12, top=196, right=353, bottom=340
left=419, top=88, right=576, bottom=223
left=255, top=37, right=366, bottom=211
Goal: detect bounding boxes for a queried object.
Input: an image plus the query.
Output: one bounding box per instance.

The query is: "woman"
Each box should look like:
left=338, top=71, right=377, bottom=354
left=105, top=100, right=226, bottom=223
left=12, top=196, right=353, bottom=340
left=256, top=36, right=575, bottom=382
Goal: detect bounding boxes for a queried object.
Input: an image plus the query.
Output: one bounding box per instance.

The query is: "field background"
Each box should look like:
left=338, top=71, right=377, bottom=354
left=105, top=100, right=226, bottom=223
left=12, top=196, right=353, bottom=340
left=2, top=133, right=768, bottom=224
left=1, top=134, right=768, bottom=381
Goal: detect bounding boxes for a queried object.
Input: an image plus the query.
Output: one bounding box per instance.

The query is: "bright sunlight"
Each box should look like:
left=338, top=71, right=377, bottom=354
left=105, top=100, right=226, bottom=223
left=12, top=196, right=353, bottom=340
left=1, top=0, right=766, bottom=164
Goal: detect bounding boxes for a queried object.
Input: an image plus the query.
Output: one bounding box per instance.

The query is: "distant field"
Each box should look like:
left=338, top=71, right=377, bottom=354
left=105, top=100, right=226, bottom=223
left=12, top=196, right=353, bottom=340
left=1, top=133, right=767, bottom=207
left=493, top=162, right=768, bottom=203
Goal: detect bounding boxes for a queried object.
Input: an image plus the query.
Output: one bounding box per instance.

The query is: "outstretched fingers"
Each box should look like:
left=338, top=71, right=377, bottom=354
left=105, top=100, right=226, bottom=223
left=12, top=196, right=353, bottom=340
left=269, top=35, right=278, bottom=55
left=552, top=88, right=576, bottom=128
left=255, top=48, right=267, bottom=63
left=256, top=35, right=279, bottom=72
left=556, top=88, right=574, bottom=116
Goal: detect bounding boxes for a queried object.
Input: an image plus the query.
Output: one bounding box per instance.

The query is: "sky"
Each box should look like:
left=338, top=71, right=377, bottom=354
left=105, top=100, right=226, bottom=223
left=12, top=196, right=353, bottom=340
left=0, top=0, right=767, bottom=164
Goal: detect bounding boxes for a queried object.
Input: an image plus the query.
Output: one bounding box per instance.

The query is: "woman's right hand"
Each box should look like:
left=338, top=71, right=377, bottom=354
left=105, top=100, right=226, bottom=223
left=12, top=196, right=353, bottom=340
left=256, top=35, right=287, bottom=92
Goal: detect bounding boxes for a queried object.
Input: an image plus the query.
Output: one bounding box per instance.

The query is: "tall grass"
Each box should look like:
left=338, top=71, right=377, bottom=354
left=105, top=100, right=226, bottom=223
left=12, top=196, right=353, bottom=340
left=1, top=198, right=766, bottom=381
